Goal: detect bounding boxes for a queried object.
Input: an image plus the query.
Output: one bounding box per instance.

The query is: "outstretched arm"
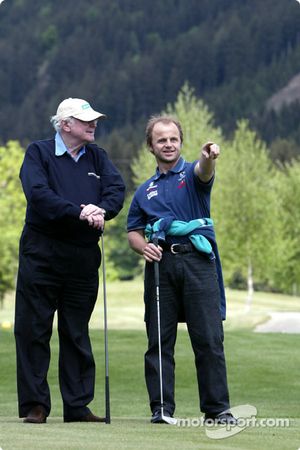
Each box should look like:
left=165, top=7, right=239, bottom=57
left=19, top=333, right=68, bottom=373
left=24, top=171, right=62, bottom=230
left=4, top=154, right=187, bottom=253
left=194, top=142, right=220, bottom=182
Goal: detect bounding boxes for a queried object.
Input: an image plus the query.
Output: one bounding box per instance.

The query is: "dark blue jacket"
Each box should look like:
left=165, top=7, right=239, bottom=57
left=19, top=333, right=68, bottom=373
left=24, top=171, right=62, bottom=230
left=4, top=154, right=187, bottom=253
left=20, top=139, right=125, bottom=245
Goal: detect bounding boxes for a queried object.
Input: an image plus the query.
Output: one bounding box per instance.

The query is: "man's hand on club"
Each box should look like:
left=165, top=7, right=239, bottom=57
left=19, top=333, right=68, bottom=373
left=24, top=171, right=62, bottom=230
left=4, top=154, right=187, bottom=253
left=86, top=212, right=105, bottom=230
left=143, top=242, right=163, bottom=262
left=80, top=203, right=104, bottom=217
left=80, top=204, right=105, bottom=230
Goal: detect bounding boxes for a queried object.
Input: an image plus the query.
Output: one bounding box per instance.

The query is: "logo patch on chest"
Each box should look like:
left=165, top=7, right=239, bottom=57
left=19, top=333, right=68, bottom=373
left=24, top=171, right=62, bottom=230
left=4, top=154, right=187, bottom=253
left=178, top=171, right=186, bottom=188
left=146, top=181, right=158, bottom=200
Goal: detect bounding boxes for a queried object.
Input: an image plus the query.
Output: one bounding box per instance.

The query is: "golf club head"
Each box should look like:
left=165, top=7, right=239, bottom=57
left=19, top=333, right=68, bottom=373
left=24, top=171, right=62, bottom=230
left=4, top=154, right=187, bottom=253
left=162, top=414, right=177, bottom=425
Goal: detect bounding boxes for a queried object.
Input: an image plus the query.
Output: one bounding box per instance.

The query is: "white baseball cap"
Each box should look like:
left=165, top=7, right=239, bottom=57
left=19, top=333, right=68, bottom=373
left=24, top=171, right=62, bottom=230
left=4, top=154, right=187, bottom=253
left=56, top=98, right=106, bottom=121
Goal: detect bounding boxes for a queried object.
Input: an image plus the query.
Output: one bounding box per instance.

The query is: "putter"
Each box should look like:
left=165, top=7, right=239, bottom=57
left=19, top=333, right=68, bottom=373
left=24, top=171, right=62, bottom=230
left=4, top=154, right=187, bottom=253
left=101, top=234, right=111, bottom=424
left=153, top=238, right=177, bottom=425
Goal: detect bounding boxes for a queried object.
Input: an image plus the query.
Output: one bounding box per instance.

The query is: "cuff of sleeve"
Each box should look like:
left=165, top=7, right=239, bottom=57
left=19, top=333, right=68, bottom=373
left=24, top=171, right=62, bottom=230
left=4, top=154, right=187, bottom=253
left=68, top=205, right=82, bottom=218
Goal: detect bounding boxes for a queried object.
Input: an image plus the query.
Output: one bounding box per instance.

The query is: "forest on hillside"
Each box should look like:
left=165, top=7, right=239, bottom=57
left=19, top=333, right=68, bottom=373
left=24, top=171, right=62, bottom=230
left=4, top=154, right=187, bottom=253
left=1, top=1, right=300, bottom=298
left=2, top=87, right=300, bottom=299
left=0, top=0, right=300, bottom=184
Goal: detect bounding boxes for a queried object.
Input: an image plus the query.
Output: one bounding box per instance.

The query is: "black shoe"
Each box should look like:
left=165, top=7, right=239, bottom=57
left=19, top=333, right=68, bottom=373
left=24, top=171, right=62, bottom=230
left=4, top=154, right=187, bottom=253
left=64, top=412, right=106, bottom=423
left=23, top=405, right=47, bottom=424
left=204, top=412, right=237, bottom=425
left=151, top=409, right=173, bottom=424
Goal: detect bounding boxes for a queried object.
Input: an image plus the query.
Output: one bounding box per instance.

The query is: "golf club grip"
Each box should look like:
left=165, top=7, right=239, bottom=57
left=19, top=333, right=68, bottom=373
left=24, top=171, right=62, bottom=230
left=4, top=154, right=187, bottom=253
left=105, top=375, right=111, bottom=424
left=153, top=237, right=160, bottom=287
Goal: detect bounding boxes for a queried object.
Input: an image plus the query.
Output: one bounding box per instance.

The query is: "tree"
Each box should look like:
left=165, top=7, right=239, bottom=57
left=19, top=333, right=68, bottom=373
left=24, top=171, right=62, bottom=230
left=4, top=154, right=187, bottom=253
left=0, top=141, right=26, bottom=304
left=131, top=83, right=224, bottom=185
left=130, top=83, right=225, bottom=277
left=269, top=137, right=300, bottom=166
left=212, top=120, right=289, bottom=306
left=129, top=84, right=296, bottom=299
left=104, top=195, right=141, bottom=281
left=275, top=159, right=300, bottom=294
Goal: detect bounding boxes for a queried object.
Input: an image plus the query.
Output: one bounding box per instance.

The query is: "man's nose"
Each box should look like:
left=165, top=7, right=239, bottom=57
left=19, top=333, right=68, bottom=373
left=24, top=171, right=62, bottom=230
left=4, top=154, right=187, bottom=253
left=89, top=120, right=98, bottom=127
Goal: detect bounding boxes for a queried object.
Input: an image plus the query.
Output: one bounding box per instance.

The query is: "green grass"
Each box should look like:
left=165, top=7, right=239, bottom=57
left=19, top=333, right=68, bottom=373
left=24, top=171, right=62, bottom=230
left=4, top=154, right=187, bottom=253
left=0, top=283, right=300, bottom=449
left=2, top=280, right=300, bottom=331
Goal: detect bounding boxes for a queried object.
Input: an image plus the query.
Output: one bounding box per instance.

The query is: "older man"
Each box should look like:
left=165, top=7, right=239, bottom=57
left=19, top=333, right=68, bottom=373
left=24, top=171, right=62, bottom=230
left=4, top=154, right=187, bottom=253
left=15, top=98, right=125, bottom=424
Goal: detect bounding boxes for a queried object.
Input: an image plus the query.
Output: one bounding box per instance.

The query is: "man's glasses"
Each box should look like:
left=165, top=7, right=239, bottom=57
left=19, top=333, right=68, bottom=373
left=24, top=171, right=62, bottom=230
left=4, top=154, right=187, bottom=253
left=71, top=117, right=98, bottom=126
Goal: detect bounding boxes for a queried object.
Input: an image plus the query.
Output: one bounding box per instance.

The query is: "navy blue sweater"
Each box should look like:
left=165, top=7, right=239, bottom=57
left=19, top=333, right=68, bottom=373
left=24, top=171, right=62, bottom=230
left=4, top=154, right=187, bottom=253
left=20, top=139, right=125, bottom=245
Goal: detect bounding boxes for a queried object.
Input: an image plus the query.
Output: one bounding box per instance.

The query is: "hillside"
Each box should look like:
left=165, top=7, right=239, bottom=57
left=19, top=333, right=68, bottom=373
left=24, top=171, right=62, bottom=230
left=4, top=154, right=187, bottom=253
left=266, top=72, right=300, bottom=112
left=0, top=0, right=300, bottom=172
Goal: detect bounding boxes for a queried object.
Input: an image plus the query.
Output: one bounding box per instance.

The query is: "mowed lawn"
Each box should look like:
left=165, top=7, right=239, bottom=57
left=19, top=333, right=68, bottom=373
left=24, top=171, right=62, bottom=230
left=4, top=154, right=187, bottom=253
left=0, top=281, right=300, bottom=450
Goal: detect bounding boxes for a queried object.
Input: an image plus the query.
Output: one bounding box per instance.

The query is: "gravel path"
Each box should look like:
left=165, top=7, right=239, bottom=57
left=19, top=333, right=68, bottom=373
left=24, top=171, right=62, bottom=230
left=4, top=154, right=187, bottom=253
left=254, top=312, right=300, bottom=333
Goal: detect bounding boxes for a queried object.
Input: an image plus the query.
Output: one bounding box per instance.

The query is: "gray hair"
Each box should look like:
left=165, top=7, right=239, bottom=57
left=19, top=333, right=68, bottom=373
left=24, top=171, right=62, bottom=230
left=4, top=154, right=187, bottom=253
left=50, top=115, right=74, bottom=132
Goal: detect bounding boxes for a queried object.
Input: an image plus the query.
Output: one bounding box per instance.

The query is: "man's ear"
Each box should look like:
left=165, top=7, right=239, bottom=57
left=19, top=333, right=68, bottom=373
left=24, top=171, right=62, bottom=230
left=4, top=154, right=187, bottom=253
left=61, top=120, right=71, bottom=132
left=148, top=147, right=154, bottom=154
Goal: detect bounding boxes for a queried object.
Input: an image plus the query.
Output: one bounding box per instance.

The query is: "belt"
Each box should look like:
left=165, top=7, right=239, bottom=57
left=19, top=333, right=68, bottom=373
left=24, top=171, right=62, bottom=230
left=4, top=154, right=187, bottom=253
left=160, top=242, right=195, bottom=254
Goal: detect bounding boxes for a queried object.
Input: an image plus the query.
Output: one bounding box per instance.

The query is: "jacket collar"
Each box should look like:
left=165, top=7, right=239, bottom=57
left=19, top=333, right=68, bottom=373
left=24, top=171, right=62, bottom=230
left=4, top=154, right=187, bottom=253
left=153, top=157, right=185, bottom=180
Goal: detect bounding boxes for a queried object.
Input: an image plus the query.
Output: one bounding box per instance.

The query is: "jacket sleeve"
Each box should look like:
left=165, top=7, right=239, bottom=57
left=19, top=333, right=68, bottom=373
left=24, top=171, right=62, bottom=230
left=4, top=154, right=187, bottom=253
left=20, top=143, right=81, bottom=221
left=97, top=149, right=126, bottom=220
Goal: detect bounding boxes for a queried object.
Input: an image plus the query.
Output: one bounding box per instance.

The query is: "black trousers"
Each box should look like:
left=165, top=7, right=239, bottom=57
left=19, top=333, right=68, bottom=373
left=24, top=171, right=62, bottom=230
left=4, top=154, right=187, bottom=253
left=144, top=250, right=230, bottom=415
left=14, top=227, right=101, bottom=420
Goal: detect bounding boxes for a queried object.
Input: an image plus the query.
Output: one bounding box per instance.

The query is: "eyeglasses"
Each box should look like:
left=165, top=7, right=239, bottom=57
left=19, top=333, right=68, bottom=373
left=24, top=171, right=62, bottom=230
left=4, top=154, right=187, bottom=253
left=71, top=117, right=98, bottom=126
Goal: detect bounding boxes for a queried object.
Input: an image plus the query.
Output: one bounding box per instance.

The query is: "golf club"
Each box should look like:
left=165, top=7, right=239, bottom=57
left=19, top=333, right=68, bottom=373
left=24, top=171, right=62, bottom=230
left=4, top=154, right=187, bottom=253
left=153, top=237, right=177, bottom=425
left=101, top=233, right=111, bottom=424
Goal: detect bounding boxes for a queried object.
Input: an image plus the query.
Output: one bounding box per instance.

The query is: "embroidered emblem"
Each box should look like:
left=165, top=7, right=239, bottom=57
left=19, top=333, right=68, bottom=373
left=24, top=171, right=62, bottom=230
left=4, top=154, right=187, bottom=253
left=146, top=181, right=158, bottom=200
left=88, top=172, right=100, bottom=179
left=147, top=181, right=157, bottom=191
left=178, top=171, right=186, bottom=188
left=147, top=191, right=158, bottom=200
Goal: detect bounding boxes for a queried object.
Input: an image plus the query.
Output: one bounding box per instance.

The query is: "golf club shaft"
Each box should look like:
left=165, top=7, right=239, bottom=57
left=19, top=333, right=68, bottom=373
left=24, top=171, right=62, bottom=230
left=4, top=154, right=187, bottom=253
left=101, top=234, right=111, bottom=424
left=153, top=238, right=165, bottom=417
